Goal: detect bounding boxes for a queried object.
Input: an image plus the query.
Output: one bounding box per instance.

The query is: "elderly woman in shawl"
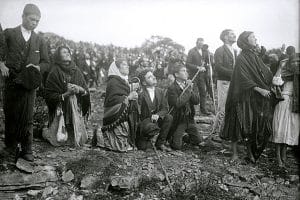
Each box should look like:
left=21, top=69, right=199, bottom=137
left=44, top=46, right=90, bottom=146
left=97, top=58, right=139, bottom=152
left=271, top=46, right=299, bottom=167
left=221, top=31, right=274, bottom=163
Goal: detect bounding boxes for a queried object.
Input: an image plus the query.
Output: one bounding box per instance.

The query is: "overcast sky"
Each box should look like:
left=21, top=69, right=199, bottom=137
left=0, top=0, right=299, bottom=52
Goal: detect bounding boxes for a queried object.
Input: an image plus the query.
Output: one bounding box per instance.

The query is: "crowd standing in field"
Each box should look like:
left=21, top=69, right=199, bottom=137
left=0, top=4, right=299, bottom=173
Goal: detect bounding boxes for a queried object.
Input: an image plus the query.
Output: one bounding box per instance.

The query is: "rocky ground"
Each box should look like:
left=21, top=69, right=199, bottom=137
left=0, top=87, right=299, bottom=200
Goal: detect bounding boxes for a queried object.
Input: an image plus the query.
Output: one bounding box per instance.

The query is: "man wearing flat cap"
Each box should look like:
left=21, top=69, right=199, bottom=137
left=0, top=4, right=49, bottom=162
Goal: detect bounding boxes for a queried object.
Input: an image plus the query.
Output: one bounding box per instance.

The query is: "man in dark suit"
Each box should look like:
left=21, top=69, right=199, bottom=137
left=167, top=64, right=202, bottom=150
left=214, top=29, right=237, bottom=157
left=136, top=69, right=173, bottom=152
left=186, top=38, right=209, bottom=115
left=0, top=4, right=49, bottom=161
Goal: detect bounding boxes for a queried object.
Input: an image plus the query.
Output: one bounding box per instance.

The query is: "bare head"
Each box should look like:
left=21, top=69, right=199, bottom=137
left=22, top=4, right=41, bottom=31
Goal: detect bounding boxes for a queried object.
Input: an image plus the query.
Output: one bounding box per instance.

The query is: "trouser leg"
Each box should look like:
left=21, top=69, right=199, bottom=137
left=186, top=122, right=201, bottom=145
left=171, top=123, right=187, bottom=150
left=156, top=114, right=173, bottom=146
left=196, top=73, right=207, bottom=112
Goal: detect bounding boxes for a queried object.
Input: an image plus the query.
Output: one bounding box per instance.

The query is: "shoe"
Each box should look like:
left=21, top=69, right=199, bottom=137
left=21, top=154, right=34, bottom=162
left=156, top=144, right=172, bottom=152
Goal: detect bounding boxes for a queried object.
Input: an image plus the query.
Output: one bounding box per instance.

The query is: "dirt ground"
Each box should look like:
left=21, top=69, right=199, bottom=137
left=0, top=87, right=299, bottom=200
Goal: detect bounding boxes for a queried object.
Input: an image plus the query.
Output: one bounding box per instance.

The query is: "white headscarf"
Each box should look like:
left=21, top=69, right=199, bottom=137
left=108, top=61, right=129, bottom=83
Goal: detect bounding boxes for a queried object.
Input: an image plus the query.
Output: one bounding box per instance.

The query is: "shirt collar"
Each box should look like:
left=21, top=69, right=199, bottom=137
left=21, top=25, right=32, bottom=34
left=146, top=87, right=155, bottom=92
left=225, top=44, right=234, bottom=51
left=176, top=80, right=186, bottom=90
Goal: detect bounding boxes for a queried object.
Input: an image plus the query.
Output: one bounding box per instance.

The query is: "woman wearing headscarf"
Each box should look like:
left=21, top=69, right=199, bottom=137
left=221, top=31, right=274, bottom=163
left=96, top=58, right=139, bottom=152
left=271, top=46, right=299, bottom=167
left=44, top=46, right=90, bottom=146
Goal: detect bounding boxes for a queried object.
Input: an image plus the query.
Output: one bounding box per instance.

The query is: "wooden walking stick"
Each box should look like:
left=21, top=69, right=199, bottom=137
left=151, top=142, right=174, bottom=192
left=168, top=64, right=204, bottom=114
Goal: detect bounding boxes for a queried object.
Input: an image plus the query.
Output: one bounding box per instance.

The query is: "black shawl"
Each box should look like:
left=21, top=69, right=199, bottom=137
left=102, top=75, right=130, bottom=127
left=222, top=32, right=273, bottom=160
left=44, top=47, right=90, bottom=125
left=102, top=75, right=139, bottom=146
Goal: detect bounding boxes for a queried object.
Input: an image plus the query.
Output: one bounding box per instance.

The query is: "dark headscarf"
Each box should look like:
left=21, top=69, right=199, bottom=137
left=45, top=46, right=91, bottom=122
left=53, top=46, right=76, bottom=74
left=237, top=31, right=254, bottom=50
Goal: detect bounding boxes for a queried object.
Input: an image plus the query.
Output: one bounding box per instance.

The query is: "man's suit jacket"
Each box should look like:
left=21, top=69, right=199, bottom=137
left=186, top=47, right=208, bottom=77
left=4, top=26, right=49, bottom=75
left=214, top=45, right=237, bottom=81
left=139, top=87, right=169, bottom=121
left=167, top=81, right=199, bottom=124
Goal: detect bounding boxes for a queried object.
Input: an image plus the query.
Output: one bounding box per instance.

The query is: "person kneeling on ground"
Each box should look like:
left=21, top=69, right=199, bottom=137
left=136, top=69, right=173, bottom=152
left=44, top=46, right=91, bottom=147
left=167, top=63, right=202, bottom=150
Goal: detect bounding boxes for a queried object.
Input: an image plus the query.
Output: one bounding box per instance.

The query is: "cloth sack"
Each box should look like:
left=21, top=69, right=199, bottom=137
left=70, top=95, right=88, bottom=147
left=42, top=106, right=68, bottom=146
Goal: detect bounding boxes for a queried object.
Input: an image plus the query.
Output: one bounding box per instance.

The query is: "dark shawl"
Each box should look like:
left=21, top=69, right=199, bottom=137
left=44, top=47, right=90, bottom=125
left=102, top=75, right=139, bottom=146
left=102, top=75, right=130, bottom=128
left=222, top=31, right=273, bottom=160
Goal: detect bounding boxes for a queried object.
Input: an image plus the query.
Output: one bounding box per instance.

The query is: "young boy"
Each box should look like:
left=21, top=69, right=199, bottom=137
left=136, top=69, right=173, bottom=152
left=167, top=63, right=202, bottom=150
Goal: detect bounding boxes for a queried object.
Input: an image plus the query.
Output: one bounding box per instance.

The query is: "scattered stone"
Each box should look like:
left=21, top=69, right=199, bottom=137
left=284, top=181, right=290, bottom=185
left=62, top=170, right=74, bottom=183
left=253, top=195, right=260, bottom=200
left=184, top=180, right=196, bottom=191
left=68, top=193, right=83, bottom=200
left=161, top=187, right=171, bottom=195
left=289, top=175, right=299, bottom=183
left=110, top=175, right=140, bottom=189
left=80, top=175, right=98, bottom=188
left=53, top=188, right=58, bottom=195
left=152, top=172, right=165, bottom=181
left=272, top=190, right=283, bottom=198
left=260, top=177, right=275, bottom=185
left=275, top=177, right=285, bottom=184
left=169, top=151, right=183, bottom=157
left=0, top=166, right=57, bottom=191
left=27, top=190, right=41, bottom=196
left=227, top=167, right=239, bottom=175
left=14, top=194, right=22, bottom=200
left=15, top=158, right=35, bottom=173
left=219, top=183, right=229, bottom=192
left=202, top=171, right=210, bottom=177
left=222, top=174, right=234, bottom=183
left=42, top=186, right=54, bottom=198
left=183, top=169, right=192, bottom=173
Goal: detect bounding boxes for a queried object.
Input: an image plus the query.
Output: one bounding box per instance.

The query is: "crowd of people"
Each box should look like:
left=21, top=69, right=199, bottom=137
left=0, top=4, right=299, bottom=171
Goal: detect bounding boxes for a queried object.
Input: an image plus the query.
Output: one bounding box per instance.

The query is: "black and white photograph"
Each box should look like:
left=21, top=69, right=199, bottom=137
left=0, top=0, right=299, bottom=199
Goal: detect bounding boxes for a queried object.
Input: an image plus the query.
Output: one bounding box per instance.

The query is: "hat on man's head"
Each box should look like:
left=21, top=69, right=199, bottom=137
left=23, top=4, right=41, bottom=17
